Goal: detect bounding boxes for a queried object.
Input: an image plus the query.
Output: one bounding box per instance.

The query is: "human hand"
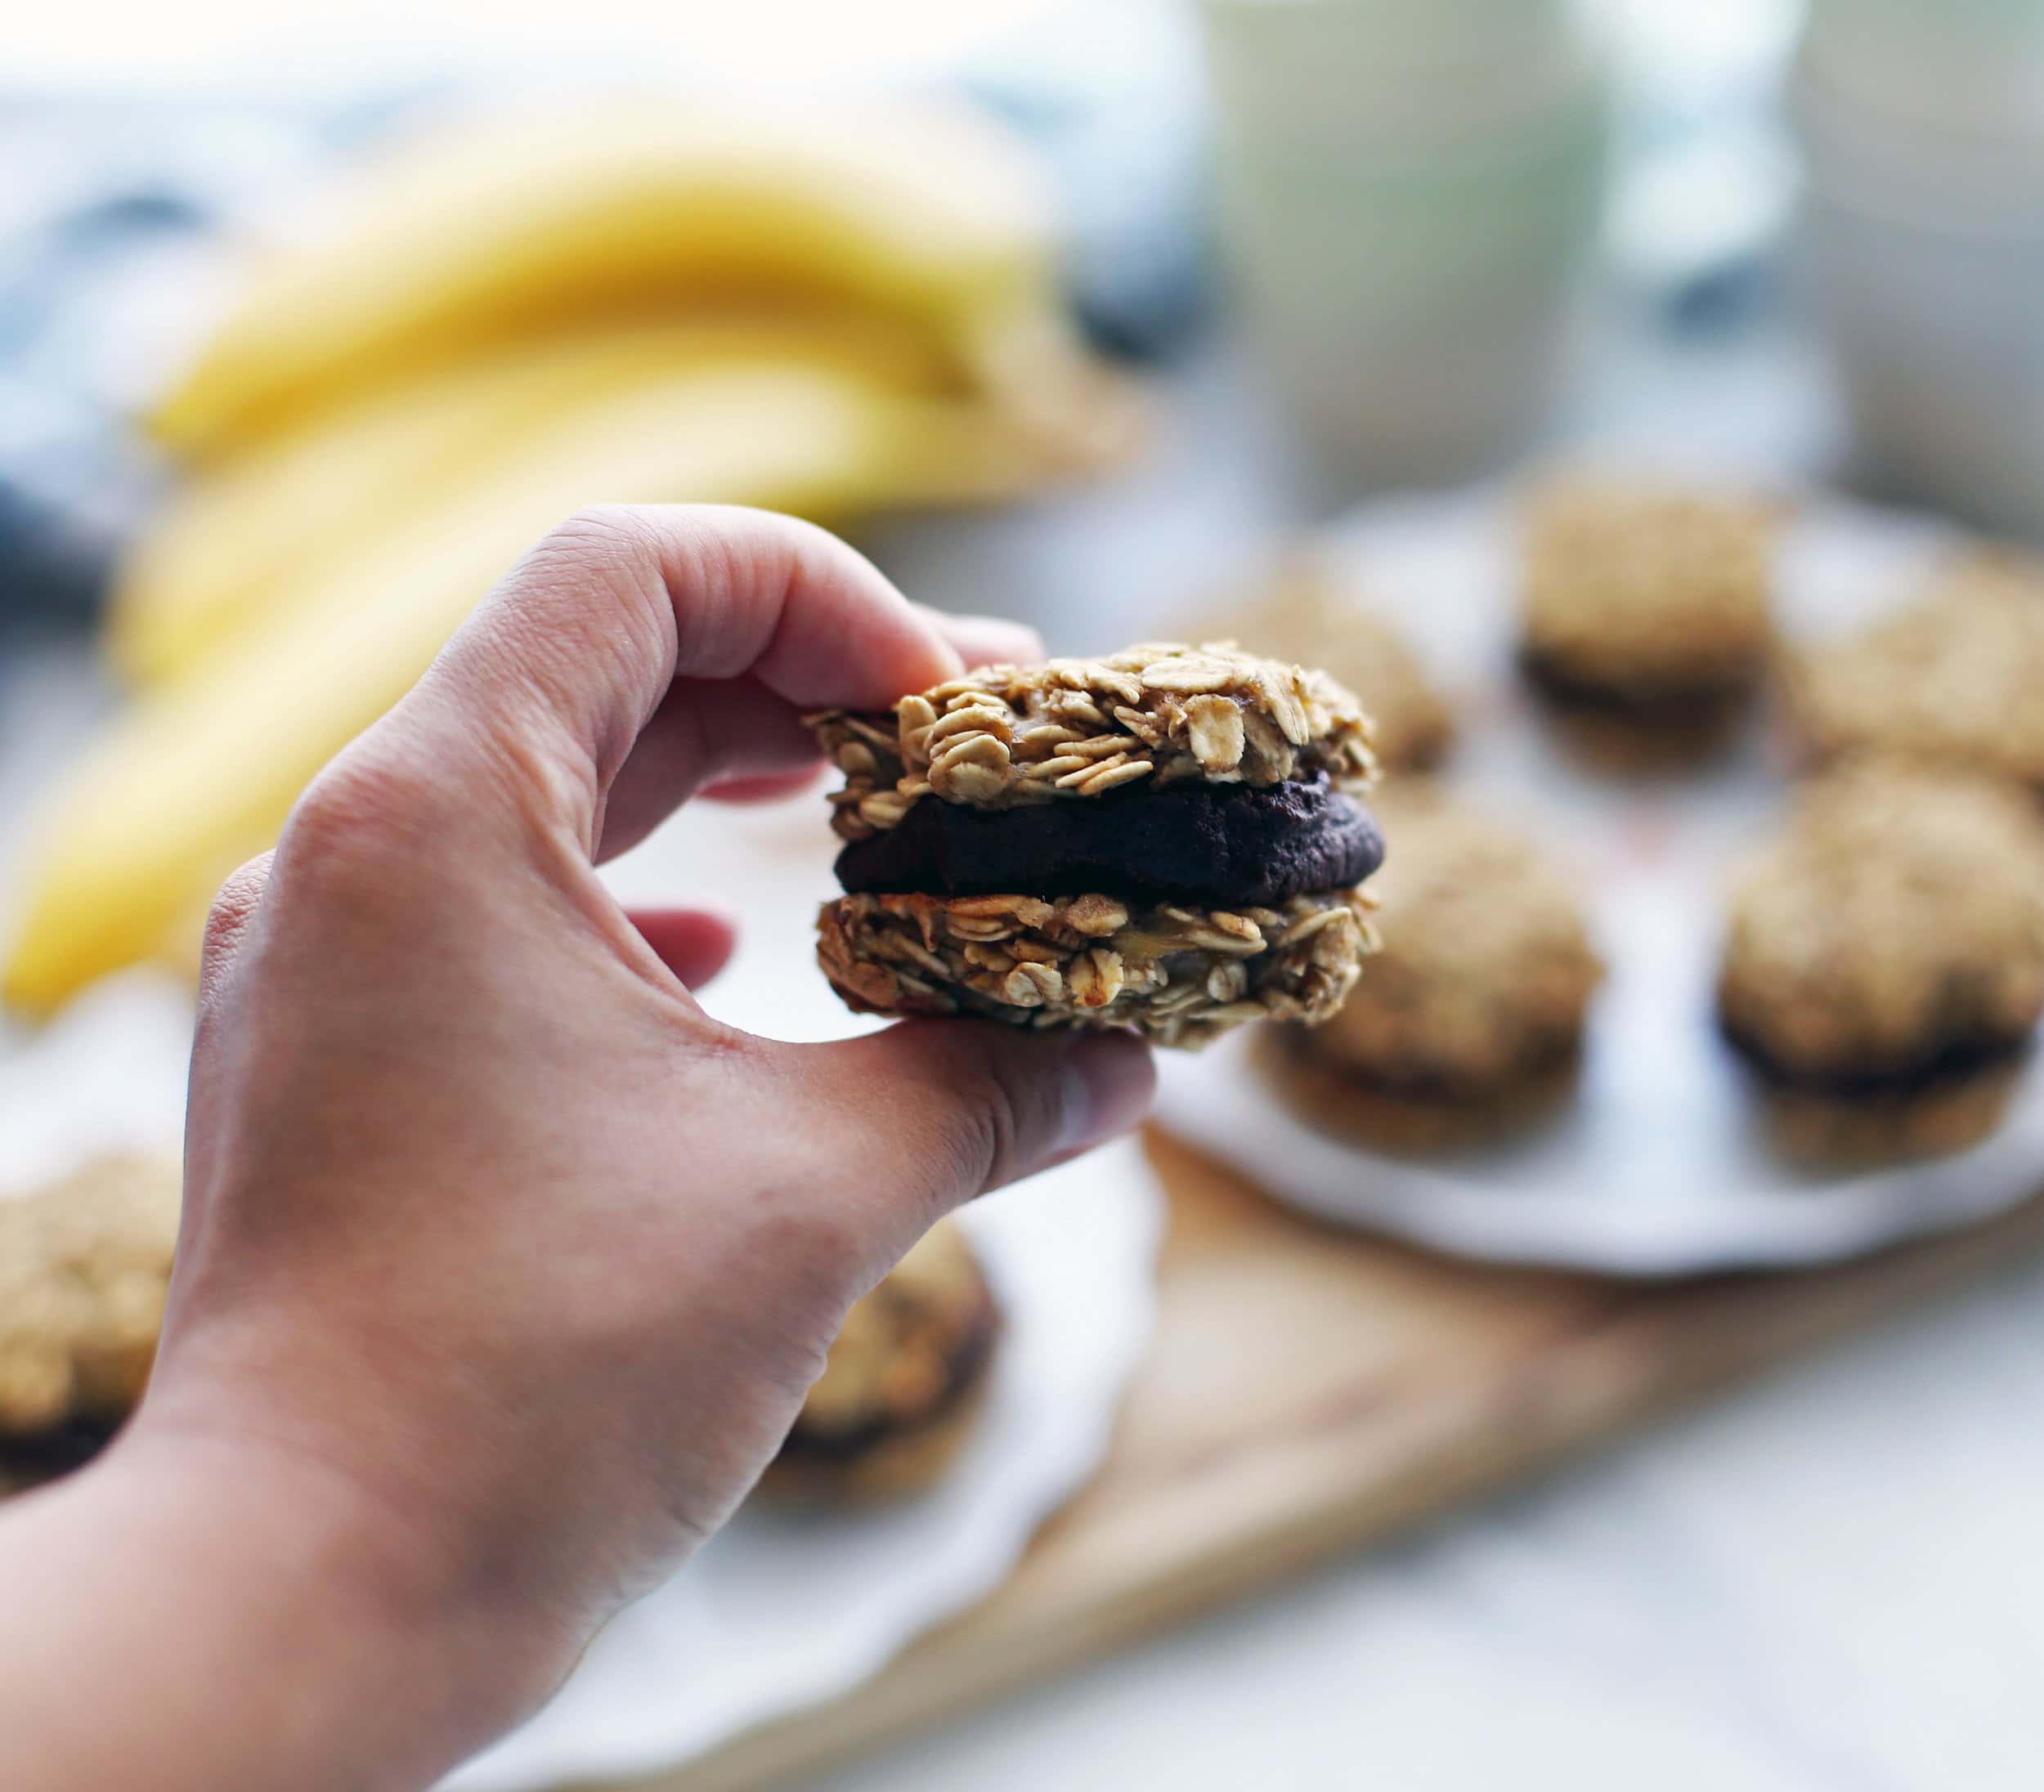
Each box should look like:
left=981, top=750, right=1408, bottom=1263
left=1, top=507, right=1152, bottom=1789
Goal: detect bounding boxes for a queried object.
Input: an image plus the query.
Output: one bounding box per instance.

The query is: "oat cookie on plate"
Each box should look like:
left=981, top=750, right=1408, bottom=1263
left=758, top=1221, right=1000, bottom=1505
left=1782, top=555, right=2044, bottom=792
left=1718, top=756, right=2044, bottom=1160
left=1518, top=478, right=1776, bottom=755
left=1272, top=782, right=1602, bottom=1149
left=811, top=643, right=1384, bottom=1048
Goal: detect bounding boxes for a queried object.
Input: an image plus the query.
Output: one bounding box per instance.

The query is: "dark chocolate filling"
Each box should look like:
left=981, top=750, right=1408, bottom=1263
left=1719, top=1015, right=2034, bottom=1099
left=835, top=774, right=1384, bottom=909
left=1518, top=645, right=1757, bottom=724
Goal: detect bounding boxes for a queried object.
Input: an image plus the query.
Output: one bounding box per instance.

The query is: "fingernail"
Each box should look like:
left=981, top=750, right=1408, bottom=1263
left=1055, top=1029, right=1157, bottom=1160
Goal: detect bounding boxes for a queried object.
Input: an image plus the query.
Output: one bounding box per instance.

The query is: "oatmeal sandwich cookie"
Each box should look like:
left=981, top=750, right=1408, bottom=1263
left=0, top=1154, right=181, bottom=1489
left=1518, top=479, right=1775, bottom=743
left=811, top=643, right=1384, bottom=1048
left=1782, top=556, right=2044, bottom=792
left=760, top=1221, right=1000, bottom=1504
left=1274, top=782, right=1602, bottom=1149
left=1718, top=757, right=2044, bottom=1158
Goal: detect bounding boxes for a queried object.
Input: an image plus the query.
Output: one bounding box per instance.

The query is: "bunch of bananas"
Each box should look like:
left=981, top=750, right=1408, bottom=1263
left=5, top=99, right=1138, bottom=1015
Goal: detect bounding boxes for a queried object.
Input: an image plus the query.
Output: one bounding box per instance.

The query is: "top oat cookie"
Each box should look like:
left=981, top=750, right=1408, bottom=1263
left=1521, top=479, right=1776, bottom=699
left=1183, top=562, right=1453, bottom=773
left=1719, top=756, right=2044, bottom=1084
left=813, top=643, right=1375, bottom=842
left=0, top=1154, right=181, bottom=1441
left=1783, top=556, right=2044, bottom=790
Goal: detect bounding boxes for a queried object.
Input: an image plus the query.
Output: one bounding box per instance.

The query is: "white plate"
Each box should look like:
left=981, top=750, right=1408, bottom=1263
left=1159, top=483, right=2044, bottom=1276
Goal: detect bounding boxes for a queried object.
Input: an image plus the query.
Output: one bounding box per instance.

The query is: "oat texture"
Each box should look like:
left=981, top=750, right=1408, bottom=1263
left=812, top=643, right=1375, bottom=841
left=818, top=887, right=1374, bottom=1048
left=1182, top=561, right=1454, bottom=773
left=1299, top=782, right=1602, bottom=1095
left=0, top=1154, right=181, bottom=1442
left=1783, top=556, right=2044, bottom=789
left=761, top=1220, right=997, bottom=1503
left=1719, top=757, right=2044, bottom=1083
left=1520, top=477, right=1776, bottom=699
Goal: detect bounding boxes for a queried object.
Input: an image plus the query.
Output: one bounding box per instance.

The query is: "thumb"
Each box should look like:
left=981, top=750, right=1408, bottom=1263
left=787, top=1020, right=1154, bottom=1227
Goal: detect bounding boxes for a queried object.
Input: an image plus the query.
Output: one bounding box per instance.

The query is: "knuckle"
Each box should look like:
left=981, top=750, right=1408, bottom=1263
left=511, top=507, right=674, bottom=719
left=526, top=507, right=667, bottom=625
left=549, top=503, right=659, bottom=564
left=204, top=854, right=271, bottom=940
left=198, top=853, right=275, bottom=1001
left=278, top=747, right=448, bottom=881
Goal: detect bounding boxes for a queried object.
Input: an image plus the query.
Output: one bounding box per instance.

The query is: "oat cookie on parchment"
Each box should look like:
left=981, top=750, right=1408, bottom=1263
left=759, top=1221, right=999, bottom=1505
left=0, top=1154, right=181, bottom=1488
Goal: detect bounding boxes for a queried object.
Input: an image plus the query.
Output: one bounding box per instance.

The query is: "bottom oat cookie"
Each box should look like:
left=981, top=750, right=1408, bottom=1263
left=817, top=888, right=1374, bottom=1050
left=1257, top=1030, right=1585, bottom=1155
left=757, top=1221, right=1000, bottom=1506
left=1753, top=1057, right=2028, bottom=1167
left=0, top=1154, right=182, bottom=1490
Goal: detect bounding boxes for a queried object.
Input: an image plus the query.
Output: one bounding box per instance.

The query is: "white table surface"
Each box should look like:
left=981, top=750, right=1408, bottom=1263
left=7, top=329, right=2041, bottom=1792
left=820, top=1256, right=2044, bottom=1792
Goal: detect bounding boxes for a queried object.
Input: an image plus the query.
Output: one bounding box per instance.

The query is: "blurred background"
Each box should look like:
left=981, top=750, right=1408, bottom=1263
left=10, top=0, right=2013, bottom=1006
left=5, top=1, right=2044, bottom=1787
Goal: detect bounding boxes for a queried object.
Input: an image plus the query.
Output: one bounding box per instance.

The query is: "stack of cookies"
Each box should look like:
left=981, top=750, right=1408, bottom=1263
left=812, top=644, right=1384, bottom=1048
left=1718, top=755, right=2044, bottom=1160
left=1275, top=781, right=1602, bottom=1149
left=1518, top=478, right=1777, bottom=763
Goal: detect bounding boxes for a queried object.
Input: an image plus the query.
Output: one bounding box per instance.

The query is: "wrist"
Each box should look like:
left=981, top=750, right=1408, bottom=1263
left=0, top=1418, right=571, bottom=1790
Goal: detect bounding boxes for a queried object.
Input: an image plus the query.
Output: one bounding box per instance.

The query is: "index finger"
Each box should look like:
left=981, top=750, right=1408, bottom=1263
left=382, top=504, right=963, bottom=855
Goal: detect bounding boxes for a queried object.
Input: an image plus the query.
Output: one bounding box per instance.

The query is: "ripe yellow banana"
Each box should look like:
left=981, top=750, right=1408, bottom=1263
left=5, top=355, right=1074, bottom=1015
left=111, top=311, right=961, bottom=687
left=150, top=99, right=1105, bottom=463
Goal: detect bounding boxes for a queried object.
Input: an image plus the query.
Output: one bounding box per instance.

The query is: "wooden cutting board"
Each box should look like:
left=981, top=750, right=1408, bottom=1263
left=616, top=1129, right=2044, bottom=1792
